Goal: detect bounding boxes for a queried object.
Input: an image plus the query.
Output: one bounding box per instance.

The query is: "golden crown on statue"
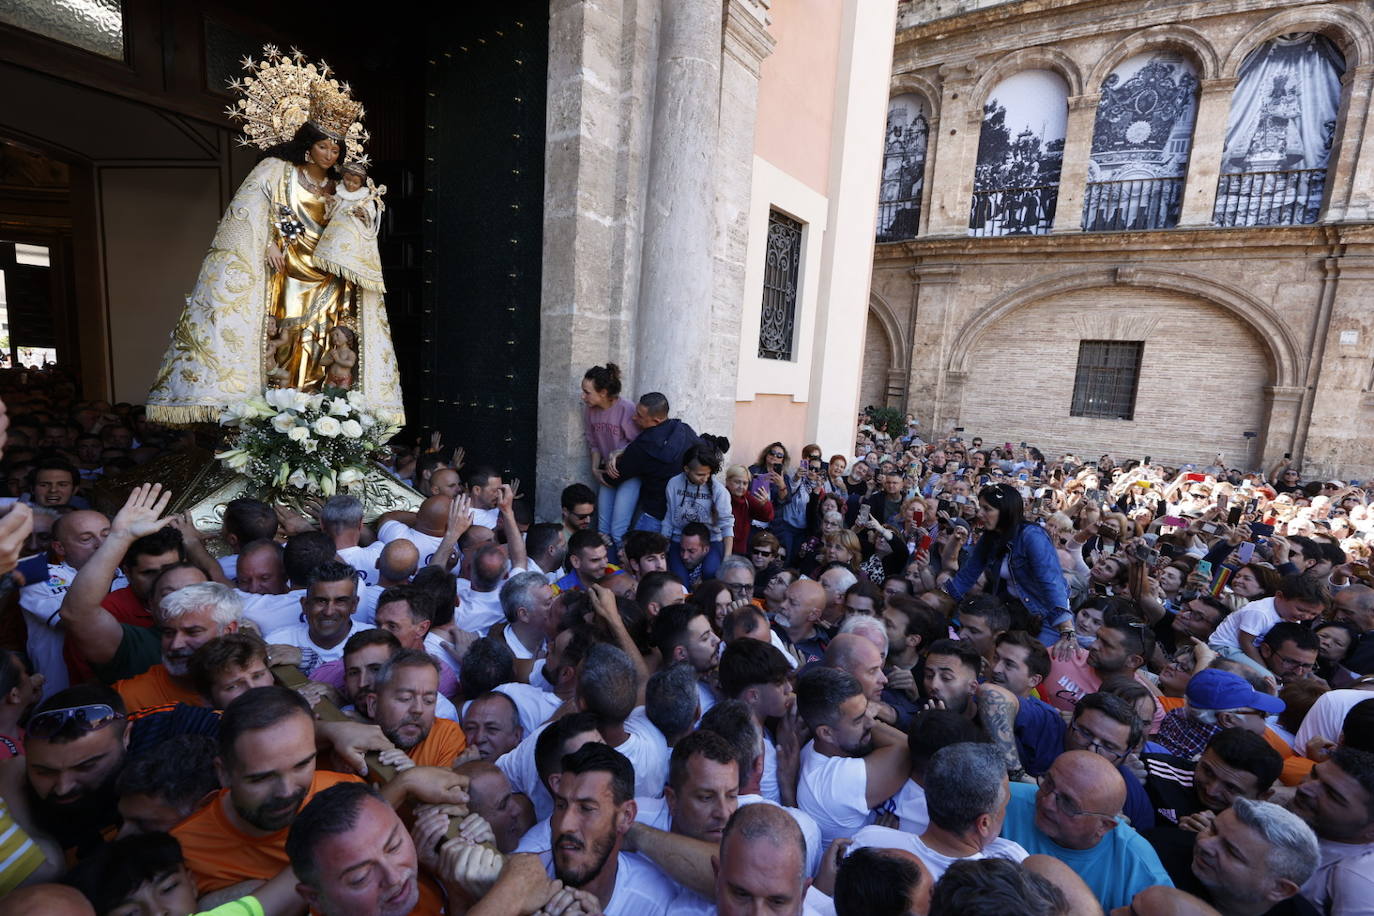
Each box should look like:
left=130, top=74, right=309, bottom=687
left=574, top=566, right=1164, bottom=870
left=225, top=45, right=370, bottom=163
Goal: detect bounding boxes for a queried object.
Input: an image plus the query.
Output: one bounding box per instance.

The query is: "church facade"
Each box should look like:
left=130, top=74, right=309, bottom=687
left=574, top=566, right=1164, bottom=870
left=867, top=0, right=1374, bottom=479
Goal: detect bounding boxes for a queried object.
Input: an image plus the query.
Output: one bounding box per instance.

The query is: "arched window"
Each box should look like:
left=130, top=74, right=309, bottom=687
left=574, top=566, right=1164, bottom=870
left=1082, top=53, right=1199, bottom=231
left=876, top=94, right=929, bottom=242
left=1214, top=33, right=1346, bottom=227
left=969, top=70, right=1067, bottom=237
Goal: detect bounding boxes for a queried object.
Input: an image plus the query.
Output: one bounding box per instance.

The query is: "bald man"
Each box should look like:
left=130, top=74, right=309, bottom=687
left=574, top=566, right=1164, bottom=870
left=1109, top=885, right=1221, bottom=916
left=377, top=540, right=420, bottom=587
left=714, top=803, right=817, bottom=916
left=21, top=509, right=126, bottom=698
left=826, top=634, right=889, bottom=704
left=999, top=750, right=1173, bottom=912
left=775, top=579, right=830, bottom=666
left=2, top=884, right=96, bottom=916
left=376, top=496, right=451, bottom=566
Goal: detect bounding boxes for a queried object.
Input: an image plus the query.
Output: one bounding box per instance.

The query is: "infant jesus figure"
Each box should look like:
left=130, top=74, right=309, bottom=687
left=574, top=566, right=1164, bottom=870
left=312, top=160, right=388, bottom=392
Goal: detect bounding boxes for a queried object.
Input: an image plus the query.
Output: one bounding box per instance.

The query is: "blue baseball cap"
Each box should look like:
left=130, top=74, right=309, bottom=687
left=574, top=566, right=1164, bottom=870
left=1185, top=669, right=1285, bottom=715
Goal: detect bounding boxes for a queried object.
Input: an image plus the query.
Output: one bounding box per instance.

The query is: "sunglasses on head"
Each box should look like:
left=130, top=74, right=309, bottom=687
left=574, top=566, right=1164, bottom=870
left=28, top=703, right=124, bottom=740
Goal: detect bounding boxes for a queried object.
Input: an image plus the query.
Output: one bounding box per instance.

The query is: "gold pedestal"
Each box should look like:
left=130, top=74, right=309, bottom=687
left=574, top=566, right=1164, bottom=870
left=90, top=448, right=421, bottom=548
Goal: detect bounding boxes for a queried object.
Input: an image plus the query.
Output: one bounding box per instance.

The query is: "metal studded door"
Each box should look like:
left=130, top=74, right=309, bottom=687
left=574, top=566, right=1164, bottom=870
left=423, top=5, right=547, bottom=488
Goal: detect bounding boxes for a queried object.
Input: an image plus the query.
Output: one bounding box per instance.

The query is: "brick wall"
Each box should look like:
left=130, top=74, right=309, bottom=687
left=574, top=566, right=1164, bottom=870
left=955, top=288, right=1270, bottom=468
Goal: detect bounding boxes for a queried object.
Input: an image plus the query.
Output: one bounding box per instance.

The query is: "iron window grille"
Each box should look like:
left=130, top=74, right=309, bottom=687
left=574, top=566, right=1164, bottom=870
left=1070, top=340, right=1144, bottom=420
left=759, top=209, right=802, bottom=361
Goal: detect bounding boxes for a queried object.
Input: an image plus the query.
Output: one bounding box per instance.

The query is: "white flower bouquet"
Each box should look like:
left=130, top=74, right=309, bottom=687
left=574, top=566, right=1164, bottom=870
left=215, top=388, right=402, bottom=500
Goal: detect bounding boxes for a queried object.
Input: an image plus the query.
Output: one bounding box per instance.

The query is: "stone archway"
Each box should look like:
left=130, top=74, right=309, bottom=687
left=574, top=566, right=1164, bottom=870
left=861, top=291, right=908, bottom=409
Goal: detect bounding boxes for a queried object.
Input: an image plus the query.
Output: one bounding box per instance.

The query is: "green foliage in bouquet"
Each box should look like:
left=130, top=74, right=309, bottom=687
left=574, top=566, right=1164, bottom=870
left=215, top=387, right=401, bottom=501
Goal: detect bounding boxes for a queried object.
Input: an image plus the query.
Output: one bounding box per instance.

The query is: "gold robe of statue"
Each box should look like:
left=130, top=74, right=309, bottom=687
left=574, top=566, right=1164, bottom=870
left=148, top=157, right=404, bottom=425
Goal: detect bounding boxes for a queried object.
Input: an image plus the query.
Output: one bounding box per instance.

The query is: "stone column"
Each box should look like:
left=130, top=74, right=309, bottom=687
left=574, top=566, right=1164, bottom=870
left=1176, top=78, right=1236, bottom=229
left=703, top=0, right=776, bottom=439
left=535, top=0, right=643, bottom=519
left=905, top=263, right=961, bottom=431
left=633, top=0, right=723, bottom=426
left=1324, top=65, right=1374, bottom=223
left=922, top=62, right=979, bottom=236
left=1051, top=93, right=1099, bottom=233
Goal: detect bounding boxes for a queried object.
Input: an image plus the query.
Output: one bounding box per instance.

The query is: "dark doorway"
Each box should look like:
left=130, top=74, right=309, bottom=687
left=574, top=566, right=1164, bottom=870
left=423, top=3, right=549, bottom=490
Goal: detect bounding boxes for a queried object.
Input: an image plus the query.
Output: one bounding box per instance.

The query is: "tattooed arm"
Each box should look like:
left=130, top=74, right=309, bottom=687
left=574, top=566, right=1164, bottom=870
left=975, top=682, right=1026, bottom=780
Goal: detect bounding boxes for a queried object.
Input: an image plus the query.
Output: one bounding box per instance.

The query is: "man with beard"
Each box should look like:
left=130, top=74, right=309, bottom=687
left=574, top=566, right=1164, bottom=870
left=1172, top=798, right=1321, bottom=916
left=921, top=639, right=1024, bottom=781
left=989, top=631, right=1062, bottom=777
left=361, top=650, right=467, bottom=768
left=1288, top=746, right=1374, bottom=915
left=774, top=579, right=830, bottom=666
left=113, top=582, right=243, bottom=711
left=796, top=667, right=910, bottom=848
left=0, top=686, right=129, bottom=862
left=172, top=686, right=470, bottom=904
left=546, top=742, right=677, bottom=915
left=652, top=602, right=722, bottom=717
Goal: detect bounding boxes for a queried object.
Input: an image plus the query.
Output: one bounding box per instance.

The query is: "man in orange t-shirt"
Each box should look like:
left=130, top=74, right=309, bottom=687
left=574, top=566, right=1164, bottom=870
left=362, top=650, right=467, bottom=769
left=114, top=582, right=244, bottom=713
left=173, top=685, right=472, bottom=905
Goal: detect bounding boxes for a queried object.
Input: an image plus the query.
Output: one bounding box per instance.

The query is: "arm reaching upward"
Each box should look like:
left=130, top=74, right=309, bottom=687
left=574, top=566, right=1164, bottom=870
left=59, top=484, right=174, bottom=665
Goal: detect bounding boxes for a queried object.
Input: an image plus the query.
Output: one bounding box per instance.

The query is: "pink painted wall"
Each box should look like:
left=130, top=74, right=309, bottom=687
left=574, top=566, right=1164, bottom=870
left=732, top=395, right=811, bottom=468
left=754, top=0, right=842, bottom=196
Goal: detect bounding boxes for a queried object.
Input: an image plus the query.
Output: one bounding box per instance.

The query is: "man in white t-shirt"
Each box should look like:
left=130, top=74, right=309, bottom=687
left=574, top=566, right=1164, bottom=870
left=376, top=496, right=451, bottom=566
left=19, top=509, right=126, bottom=698
left=851, top=742, right=1027, bottom=882
left=462, top=465, right=504, bottom=531
left=545, top=742, right=678, bottom=916
left=795, top=667, right=911, bottom=848
left=264, top=561, right=366, bottom=674
left=321, top=494, right=385, bottom=586
left=525, top=522, right=568, bottom=585
left=1208, top=574, right=1327, bottom=666
left=236, top=532, right=339, bottom=635
left=498, top=571, right=556, bottom=659
left=215, top=497, right=280, bottom=583
left=455, top=544, right=510, bottom=635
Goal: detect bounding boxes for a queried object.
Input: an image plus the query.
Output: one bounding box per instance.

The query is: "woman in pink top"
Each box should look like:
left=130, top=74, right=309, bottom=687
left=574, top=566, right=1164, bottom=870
left=582, top=363, right=641, bottom=559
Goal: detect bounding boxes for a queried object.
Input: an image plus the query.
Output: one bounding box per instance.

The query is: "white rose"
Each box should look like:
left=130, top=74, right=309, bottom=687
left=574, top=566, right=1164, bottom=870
left=338, top=468, right=365, bottom=489
left=346, top=389, right=366, bottom=407
left=339, top=419, right=363, bottom=439
left=271, top=413, right=297, bottom=434
left=287, top=425, right=310, bottom=443
left=328, top=398, right=352, bottom=417
left=358, top=413, right=376, bottom=429
left=301, top=392, right=323, bottom=413
left=287, top=469, right=309, bottom=490
left=313, top=416, right=342, bottom=438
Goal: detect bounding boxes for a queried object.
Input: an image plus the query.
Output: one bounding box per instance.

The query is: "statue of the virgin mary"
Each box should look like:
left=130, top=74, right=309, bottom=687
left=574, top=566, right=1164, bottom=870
left=147, top=46, right=404, bottom=426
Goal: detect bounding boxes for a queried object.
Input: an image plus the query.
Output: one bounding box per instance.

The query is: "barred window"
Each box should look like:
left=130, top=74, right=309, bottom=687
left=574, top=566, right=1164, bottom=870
left=1070, top=341, right=1143, bottom=420
left=758, top=209, right=802, bottom=361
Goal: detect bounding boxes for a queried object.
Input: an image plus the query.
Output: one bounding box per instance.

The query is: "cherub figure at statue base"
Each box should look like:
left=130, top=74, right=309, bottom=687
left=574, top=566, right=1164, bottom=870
left=320, top=325, right=358, bottom=390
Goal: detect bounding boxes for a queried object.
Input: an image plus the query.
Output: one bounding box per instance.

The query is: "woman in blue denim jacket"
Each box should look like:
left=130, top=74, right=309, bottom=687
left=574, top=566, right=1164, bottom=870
left=944, top=483, right=1072, bottom=645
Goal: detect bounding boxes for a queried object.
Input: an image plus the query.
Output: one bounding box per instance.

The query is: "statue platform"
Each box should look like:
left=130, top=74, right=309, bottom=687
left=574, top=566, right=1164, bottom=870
left=89, top=448, right=421, bottom=551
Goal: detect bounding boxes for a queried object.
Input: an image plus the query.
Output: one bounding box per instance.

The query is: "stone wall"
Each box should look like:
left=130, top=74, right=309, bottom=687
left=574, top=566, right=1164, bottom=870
left=870, top=0, right=1374, bottom=480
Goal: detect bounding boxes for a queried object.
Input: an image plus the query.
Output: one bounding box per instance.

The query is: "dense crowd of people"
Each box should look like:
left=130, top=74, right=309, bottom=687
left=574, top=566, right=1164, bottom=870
left=0, top=364, right=1370, bottom=916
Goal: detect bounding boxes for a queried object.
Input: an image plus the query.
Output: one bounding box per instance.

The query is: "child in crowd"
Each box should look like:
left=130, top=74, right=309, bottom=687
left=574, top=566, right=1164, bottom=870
left=662, top=438, right=733, bottom=582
